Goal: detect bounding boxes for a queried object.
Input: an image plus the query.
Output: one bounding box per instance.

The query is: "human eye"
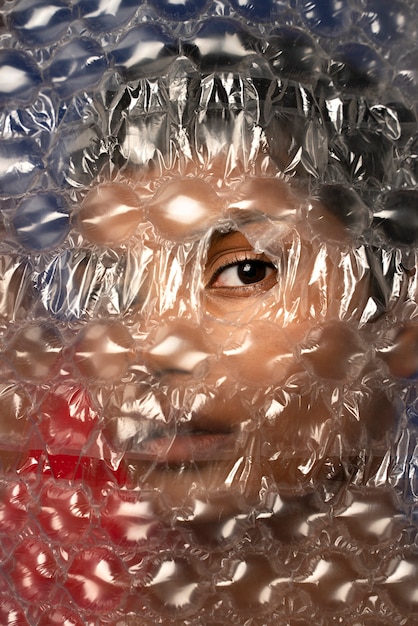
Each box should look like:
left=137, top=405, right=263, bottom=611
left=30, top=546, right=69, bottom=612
left=204, top=231, right=277, bottom=296
left=209, top=257, right=276, bottom=289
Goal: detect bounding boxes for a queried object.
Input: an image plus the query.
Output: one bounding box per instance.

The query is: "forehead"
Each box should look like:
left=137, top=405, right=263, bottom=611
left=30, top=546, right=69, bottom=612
left=142, top=175, right=301, bottom=242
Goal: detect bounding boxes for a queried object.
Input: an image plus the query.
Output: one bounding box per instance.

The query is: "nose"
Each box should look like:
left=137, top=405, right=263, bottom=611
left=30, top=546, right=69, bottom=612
left=141, top=320, right=214, bottom=378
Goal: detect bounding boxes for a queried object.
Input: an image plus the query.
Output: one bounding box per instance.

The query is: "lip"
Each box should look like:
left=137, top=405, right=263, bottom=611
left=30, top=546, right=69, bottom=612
left=104, top=399, right=242, bottom=466
left=126, top=429, right=238, bottom=465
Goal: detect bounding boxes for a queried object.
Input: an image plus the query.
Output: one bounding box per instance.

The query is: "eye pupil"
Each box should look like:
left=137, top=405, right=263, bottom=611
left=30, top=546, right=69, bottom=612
left=238, top=261, right=267, bottom=285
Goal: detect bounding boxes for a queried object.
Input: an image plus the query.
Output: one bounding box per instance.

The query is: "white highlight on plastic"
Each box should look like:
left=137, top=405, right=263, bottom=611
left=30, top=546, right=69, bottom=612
left=85, top=0, right=123, bottom=18
left=0, top=66, right=30, bottom=93
left=164, top=195, right=209, bottom=225
left=24, top=6, right=62, bottom=28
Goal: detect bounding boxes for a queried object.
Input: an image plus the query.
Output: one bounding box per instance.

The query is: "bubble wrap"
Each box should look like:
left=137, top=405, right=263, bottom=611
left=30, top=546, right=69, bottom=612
left=1, top=1, right=418, bottom=624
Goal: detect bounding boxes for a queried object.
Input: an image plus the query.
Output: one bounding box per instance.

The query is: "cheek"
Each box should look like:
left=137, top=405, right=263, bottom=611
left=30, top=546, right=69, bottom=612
left=379, top=325, right=418, bottom=379
left=207, top=320, right=304, bottom=387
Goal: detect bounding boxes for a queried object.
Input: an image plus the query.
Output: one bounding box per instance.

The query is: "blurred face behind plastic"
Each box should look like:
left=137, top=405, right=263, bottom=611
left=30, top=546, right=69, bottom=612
left=78, top=171, right=396, bottom=520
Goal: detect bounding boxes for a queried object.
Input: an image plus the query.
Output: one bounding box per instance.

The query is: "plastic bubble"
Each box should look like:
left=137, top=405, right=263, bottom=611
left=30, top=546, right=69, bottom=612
left=183, top=18, right=259, bottom=72
left=77, top=0, right=139, bottom=33
left=5, top=323, right=63, bottom=382
left=147, top=557, right=207, bottom=614
left=0, top=384, right=32, bottom=448
left=229, top=0, right=288, bottom=21
left=309, top=184, right=371, bottom=242
left=72, top=321, right=135, bottom=381
left=265, top=492, right=323, bottom=543
left=331, top=42, right=388, bottom=95
left=78, top=183, right=143, bottom=245
left=10, top=539, right=59, bottom=602
left=218, top=554, right=289, bottom=611
left=147, top=178, right=221, bottom=241
left=0, top=597, right=29, bottom=626
left=66, top=547, right=129, bottom=611
left=0, top=49, right=42, bottom=107
left=394, top=49, right=418, bottom=100
left=380, top=325, right=418, bottom=379
left=384, top=101, right=417, bottom=147
left=0, top=211, right=7, bottom=242
left=192, top=105, right=264, bottom=171
left=101, top=489, right=161, bottom=545
left=38, top=384, right=99, bottom=450
left=265, top=27, right=324, bottom=83
left=110, top=24, right=179, bottom=81
left=12, top=192, right=70, bottom=251
left=300, top=322, right=367, bottom=381
left=226, top=177, right=300, bottom=221
left=380, top=553, right=418, bottom=612
left=297, top=552, right=361, bottom=611
left=8, top=0, right=73, bottom=46
left=336, top=487, right=403, bottom=546
left=358, top=0, right=415, bottom=47
left=149, top=0, right=209, bottom=20
left=37, top=607, right=84, bottom=626
left=0, top=480, right=30, bottom=534
left=220, top=322, right=296, bottom=386
left=144, top=321, right=213, bottom=377
left=366, top=104, right=402, bottom=142
left=45, top=37, right=107, bottom=98
left=373, top=189, right=418, bottom=246
left=297, top=0, right=352, bottom=37
left=0, top=138, right=43, bottom=197
left=38, top=482, right=92, bottom=545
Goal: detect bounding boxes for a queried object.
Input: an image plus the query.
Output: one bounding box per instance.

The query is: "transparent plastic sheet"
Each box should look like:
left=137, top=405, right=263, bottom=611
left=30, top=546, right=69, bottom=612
left=0, top=1, right=418, bottom=624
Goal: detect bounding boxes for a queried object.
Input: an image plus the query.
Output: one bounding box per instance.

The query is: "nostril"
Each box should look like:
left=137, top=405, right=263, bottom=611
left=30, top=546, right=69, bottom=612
left=143, top=323, right=213, bottom=376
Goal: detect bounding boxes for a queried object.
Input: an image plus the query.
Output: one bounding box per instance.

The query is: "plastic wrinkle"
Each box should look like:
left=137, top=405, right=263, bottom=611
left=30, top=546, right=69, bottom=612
left=0, top=1, right=417, bottom=624
left=0, top=49, right=42, bottom=107
left=8, top=0, right=73, bottom=47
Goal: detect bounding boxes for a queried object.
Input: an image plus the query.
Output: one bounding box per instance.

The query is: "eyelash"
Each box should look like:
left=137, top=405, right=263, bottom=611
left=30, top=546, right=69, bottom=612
left=207, top=254, right=276, bottom=289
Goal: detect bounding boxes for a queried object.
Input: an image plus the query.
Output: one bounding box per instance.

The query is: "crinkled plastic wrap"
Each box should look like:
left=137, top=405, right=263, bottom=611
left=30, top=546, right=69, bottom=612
left=1, top=1, right=418, bottom=624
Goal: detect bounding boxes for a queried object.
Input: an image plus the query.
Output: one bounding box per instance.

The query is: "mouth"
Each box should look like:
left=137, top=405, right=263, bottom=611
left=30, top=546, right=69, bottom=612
left=125, top=427, right=238, bottom=465
left=9, top=406, right=240, bottom=482
left=103, top=393, right=242, bottom=468
left=12, top=430, right=235, bottom=485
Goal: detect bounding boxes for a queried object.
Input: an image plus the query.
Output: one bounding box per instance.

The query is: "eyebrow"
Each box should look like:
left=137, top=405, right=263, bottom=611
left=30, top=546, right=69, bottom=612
left=209, top=206, right=295, bottom=242
left=225, top=208, right=277, bottom=227
left=207, top=227, right=258, bottom=252
left=209, top=230, right=234, bottom=245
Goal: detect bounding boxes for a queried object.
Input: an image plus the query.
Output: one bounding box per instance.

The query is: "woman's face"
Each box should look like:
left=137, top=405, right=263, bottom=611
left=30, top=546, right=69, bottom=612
left=0, top=172, right=406, bottom=619
left=70, top=174, right=397, bottom=519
